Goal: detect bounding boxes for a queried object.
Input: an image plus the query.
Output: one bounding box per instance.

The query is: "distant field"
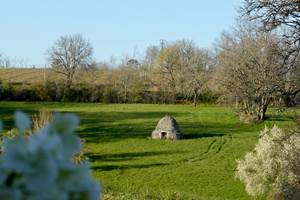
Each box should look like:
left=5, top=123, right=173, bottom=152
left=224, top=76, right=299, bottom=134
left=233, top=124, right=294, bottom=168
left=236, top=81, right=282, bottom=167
left=0, top=102, right=298, bottom=199
left=0, top=68, right=51, bottom=83
left=0, top=68, right=110, bottom=85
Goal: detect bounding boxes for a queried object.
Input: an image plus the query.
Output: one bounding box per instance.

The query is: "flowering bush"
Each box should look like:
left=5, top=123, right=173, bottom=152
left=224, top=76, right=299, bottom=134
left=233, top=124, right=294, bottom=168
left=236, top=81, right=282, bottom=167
left=236, top=126, right=300, bottom=200
left=0, top=111, right=100, bottom=200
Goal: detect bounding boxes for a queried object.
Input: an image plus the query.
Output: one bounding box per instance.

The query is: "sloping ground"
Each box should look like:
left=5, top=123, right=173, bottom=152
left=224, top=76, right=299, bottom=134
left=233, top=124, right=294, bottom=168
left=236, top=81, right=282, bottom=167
left=0, top=68, right=126, bottom=85
left=0, top=68, right=99, bottom=84
left=0, top=68, right=51, bottom=84
left=0, top=102, right=297, bottom=199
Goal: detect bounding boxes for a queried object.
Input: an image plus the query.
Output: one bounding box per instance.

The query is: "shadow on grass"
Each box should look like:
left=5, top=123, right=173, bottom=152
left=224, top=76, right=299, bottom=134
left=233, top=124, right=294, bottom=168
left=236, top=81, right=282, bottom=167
left=75, top=110, right=244, bottom=143
left=76, top=110, right=188, bottom=143
left=179, top=121, right=266, bottom=138
left=0, top=102, right=296, bottom=143
left=78, top=111, right=173, bottom=123
left=92, top=163, right=167, bottom=171
left=183, top=133, right=225, bottom=140
left=79, top=121, right=228, bottom=143
left=266, top=115, right=294, bottom=122
left=88, top=150, right=180, bottom=171
left=0, top=103, right=41, bottom=129
left=78, top=125, right=153, bottom=143
left=86, top=150, right=183, bottom=162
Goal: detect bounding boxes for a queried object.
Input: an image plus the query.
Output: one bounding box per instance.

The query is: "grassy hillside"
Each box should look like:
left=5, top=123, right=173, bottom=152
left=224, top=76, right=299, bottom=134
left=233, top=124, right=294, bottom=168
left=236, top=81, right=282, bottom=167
left=0, top=68, right=50, bottom=83
left=0, top=68, right=110, bottom=85
left=0, top=102, right=297, bottom=199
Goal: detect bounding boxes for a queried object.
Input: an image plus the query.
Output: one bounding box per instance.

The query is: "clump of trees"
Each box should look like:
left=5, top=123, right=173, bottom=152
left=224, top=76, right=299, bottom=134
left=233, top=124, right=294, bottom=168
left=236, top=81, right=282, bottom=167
left=240, top=0, right=300, bottom=106
left=215, top=24, right=286, bottom=122
left=212, top=0, right=300, bottom=122
left=153, top=40, right=212, bottom=105
left=236, top=126, right=300, bottom=199
left=9, top=36, right=214, bottom=105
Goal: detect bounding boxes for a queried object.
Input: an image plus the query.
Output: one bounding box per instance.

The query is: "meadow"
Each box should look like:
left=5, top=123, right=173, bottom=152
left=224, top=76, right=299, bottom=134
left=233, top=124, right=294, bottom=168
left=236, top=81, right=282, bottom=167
left=0, top=102, right=298, bottom=200
left=0, top=68, right=50, bottom=84
left=0, top=68, right=105, bottom=84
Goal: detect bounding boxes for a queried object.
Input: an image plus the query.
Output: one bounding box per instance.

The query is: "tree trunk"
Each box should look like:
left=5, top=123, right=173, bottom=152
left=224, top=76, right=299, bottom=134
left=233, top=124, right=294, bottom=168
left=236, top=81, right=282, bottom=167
left=65, top=72, right=73, bottom=90
left=240, top=97, right=269, bottom=123
left=124, top=85, right=127, bottom=103
left=258, top=104, right=268, bottom=120
left=193, top=92, right=198, bottom=107
left=282, top=94, right=297, bottom=107
left=235, top=96, right=239, bottom=109
left=282, top=89, right=300, bottom=107
left=257, top=97, right=270, bottom=121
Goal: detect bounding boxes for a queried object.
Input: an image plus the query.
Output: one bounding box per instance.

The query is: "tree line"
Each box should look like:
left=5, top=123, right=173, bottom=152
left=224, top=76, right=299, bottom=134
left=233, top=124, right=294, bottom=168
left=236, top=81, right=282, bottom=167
left=46, top=35, right=216, bottom=105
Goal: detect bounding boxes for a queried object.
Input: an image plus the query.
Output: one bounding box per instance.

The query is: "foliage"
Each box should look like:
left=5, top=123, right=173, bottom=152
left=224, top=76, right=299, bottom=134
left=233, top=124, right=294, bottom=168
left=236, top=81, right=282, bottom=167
left=216, top=25, right=285, bottom=122
left=236, top=126, right=300, bottom=199
left=0, top=80, right=218, bottom=104
left=0, top=81, right=14, bottom=100
left=0, top=111, right=100, bottom=200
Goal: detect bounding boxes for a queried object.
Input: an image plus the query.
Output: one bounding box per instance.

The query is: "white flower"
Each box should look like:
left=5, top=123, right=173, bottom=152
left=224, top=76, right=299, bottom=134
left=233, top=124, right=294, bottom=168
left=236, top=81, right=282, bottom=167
left=237, top=126, right=300, bottom=198
left=14, top=111, right=31, bottom=134
left=0, top=111, right=100, bottom=200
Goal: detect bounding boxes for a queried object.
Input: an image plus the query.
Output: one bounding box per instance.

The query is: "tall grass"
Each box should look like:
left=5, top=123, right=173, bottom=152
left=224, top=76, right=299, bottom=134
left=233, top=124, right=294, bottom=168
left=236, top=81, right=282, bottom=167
left=32, top=109, right=53, bottom=132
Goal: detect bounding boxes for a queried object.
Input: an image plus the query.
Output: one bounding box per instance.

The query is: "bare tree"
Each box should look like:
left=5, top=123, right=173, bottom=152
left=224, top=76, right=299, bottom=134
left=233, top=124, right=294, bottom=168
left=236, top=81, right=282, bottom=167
left=151, top=40, right=211, bottom=104
left=144, top=45, right=160, bottom=69
left=48, top=34, right=93, bottom=88
left=216, top=26, right=286, bottom=122
left=0, top=54, right=11, bottom=68
left=241, top=0, right=300, bottom=105
left=0, top=54, right=3, bottom=68
left=154, top=42, right=181, bottom=102
left=182, top=47, right=212, bottom=106
left=241, top=0, right=300, bottom=44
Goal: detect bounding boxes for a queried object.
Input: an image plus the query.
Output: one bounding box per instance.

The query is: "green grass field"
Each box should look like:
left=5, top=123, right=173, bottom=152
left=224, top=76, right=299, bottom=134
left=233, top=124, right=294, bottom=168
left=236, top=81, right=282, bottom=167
left=0, top=102, right=298, bottom=200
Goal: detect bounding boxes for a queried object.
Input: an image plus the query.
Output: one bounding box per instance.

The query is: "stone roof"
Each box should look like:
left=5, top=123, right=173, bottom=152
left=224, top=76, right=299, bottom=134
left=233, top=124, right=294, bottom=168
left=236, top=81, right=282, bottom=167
left=152, top=115, right=182, bottom=140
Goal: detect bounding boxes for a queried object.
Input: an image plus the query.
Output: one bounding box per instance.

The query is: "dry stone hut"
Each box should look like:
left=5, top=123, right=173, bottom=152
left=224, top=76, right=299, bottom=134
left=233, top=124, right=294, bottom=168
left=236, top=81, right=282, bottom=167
left=152, top=115, right=182, bottom=140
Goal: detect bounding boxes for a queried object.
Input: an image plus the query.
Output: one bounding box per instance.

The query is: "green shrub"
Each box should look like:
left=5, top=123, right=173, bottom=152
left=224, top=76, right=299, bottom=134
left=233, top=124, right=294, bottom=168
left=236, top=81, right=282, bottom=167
left=0, top=80, right=220, bottom=104
left=0, top=82, right=14, bottom=100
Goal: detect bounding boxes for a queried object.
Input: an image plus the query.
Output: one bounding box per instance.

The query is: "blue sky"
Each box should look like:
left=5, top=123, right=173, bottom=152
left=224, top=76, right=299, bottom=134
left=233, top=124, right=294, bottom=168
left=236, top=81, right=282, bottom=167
left=0, top=0, right=242, bottom=65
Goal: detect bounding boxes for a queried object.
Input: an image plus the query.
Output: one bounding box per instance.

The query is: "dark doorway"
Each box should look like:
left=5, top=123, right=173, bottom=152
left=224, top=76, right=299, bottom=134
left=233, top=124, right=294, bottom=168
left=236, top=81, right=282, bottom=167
left=161, top=132, right=167, bottom=139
